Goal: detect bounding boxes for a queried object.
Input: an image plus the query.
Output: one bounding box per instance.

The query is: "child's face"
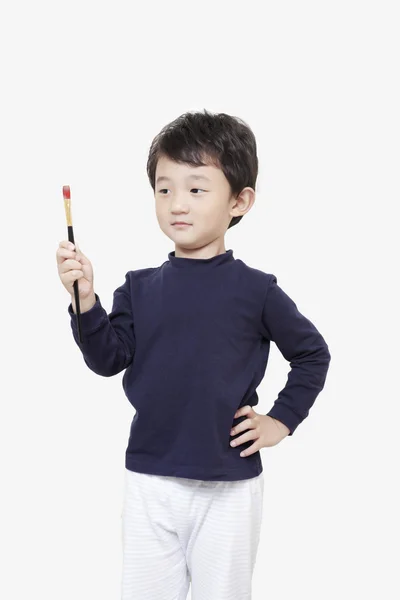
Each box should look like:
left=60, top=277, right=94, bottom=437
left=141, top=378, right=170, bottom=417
left=154, top=155, right=246, bottom=250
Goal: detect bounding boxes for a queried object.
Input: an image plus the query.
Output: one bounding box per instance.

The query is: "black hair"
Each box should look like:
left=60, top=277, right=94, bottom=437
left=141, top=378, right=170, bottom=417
left=146, top=109, right=258, bottom=229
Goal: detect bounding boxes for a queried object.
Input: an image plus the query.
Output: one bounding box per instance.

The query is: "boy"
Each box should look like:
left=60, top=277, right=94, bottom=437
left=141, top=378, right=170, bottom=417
left=56, top=109, right=331, bottom=600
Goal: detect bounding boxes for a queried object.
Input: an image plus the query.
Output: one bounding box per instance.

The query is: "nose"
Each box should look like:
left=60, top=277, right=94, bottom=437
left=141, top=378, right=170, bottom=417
left=170, top=195, right=189, bottom=210
left=170, top=199, right=190, bottom=216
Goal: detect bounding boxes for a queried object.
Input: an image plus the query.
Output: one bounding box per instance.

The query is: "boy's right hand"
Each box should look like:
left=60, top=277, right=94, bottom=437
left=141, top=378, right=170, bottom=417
left=56, top=240, right=95, bottom=303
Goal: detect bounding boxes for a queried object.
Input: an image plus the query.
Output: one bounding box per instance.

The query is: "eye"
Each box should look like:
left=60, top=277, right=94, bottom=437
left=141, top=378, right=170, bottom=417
left=157, top=188, right=206, bottom=195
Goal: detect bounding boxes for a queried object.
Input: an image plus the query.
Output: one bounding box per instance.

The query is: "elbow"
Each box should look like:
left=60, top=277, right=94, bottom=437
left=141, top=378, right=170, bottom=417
left=317, top=344, right=331, bottom=388
left=83, top=352, right=133, bottom=377
left=324, top=344, right=332, bottom=365
left=83, top=358, right=118, bottom=377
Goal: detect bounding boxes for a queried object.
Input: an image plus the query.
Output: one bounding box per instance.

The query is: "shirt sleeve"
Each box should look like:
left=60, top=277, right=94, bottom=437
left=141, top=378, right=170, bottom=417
left=67, top=272, right=136, bottom=377
left=260, top=274, right=331, bottom=436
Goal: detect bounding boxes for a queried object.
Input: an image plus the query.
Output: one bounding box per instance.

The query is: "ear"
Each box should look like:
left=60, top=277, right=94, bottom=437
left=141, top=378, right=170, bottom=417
left=230, top=187, right=255, bottom=219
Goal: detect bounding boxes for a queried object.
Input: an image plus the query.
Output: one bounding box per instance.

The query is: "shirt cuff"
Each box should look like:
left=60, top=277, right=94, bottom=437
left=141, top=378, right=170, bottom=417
left=266, top=403, right=302, bottom=436
left=67, top=293, right=108, bottom=335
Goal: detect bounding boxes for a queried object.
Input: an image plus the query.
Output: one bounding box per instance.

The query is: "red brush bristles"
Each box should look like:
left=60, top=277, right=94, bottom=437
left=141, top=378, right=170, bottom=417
left=63, top=185, right=71, bottom=199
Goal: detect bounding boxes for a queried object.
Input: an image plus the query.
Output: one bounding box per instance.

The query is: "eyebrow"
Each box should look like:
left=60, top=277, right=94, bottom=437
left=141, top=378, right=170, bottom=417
left=156, top=174, right=212, bottom=185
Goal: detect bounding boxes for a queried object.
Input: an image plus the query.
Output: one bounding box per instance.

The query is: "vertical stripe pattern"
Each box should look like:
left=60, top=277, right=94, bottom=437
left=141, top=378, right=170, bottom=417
left=121, top=468, right=264, bottom=599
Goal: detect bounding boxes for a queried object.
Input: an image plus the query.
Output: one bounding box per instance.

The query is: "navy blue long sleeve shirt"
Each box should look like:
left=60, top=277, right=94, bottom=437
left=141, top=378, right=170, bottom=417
left=68, top=249, right=331, bottom=481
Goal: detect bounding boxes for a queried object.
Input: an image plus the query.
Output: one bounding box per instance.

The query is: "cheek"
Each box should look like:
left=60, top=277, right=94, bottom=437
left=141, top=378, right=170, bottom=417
left=155, top=204, right=167, bottom=218
left=155, top=209, right=167, bottom=227
left=205, top=205, right=226, bottom=224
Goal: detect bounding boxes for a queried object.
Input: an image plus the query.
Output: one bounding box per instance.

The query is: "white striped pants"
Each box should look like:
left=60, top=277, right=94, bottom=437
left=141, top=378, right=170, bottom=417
left=121, top=468, right=264, bottom=600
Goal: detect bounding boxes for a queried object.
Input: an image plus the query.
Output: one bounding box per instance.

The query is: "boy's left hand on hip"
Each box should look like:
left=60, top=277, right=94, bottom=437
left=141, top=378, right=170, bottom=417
left=230, top=405, right=290, bottom=457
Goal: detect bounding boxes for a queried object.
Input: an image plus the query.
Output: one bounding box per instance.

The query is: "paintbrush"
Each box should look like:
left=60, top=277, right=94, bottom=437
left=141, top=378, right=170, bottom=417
left=63, top=185, right=83, bottom=343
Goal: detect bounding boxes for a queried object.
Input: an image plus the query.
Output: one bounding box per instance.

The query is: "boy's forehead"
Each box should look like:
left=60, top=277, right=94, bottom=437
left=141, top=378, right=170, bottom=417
left=156, top=155, right=219, bottom=181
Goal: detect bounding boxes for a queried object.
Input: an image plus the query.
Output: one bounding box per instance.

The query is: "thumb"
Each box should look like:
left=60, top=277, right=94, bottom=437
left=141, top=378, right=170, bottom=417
left=75, top=243, right=87, bottom=263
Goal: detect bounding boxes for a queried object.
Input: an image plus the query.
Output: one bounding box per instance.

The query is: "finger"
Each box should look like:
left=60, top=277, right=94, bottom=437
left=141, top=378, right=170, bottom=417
left=74, top=245, right=90, bottom=265
left=230, top=428, right=259, bottom=447
left=230, top=417, right=254, bottom=436
left=59, top=240, right=75, bottom=249
left=62, top=270, right=84, bottom=286
left=58, top=246, right=75, bottom=256
left=76, top=251, right=90, bottom=265
left=56, top=248, right=76, bottom=262
left=234, top=405, right=251, bottom=418
left=59, top=259, right=83, bottom=273
left=59, top=240, right=76, bottom=252
left=56, top=242, right=77, bottom=264
left=239, top=440, right=261, bottom=457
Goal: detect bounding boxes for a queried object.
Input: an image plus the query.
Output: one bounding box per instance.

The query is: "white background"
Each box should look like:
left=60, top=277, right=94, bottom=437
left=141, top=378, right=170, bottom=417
left=1, top=1, right=399, bottom=598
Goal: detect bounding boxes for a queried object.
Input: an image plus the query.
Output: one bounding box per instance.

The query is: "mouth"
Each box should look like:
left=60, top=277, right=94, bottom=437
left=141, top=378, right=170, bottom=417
left=171, top=222, right=192, bottom=226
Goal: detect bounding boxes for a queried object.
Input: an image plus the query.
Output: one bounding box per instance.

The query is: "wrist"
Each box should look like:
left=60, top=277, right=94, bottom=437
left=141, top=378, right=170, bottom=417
left=71, top=292, right=96, bottom=313
left=270, top=416, right=291, bottom=437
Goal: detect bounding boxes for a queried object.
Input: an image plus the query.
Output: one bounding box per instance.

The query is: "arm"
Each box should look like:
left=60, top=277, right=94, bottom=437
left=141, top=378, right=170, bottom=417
left=67, top=272, right=135, bottom=377
left=260, top=275, right=331, bottom=436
